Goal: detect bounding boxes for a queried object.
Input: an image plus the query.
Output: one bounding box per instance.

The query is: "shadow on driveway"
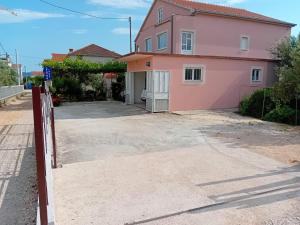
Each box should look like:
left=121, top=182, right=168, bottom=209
left=126, top=164, right=300, bottom=225
left=55, top=101, right=149, bottom=120
left=0, top=124, right=37, bottom=225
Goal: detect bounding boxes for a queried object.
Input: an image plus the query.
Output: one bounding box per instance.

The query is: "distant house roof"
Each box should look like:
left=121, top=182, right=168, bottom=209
left=169, top=0, right=295, bottom=27
left=68, top=44, right=121, bottom=58
left=51, top=53, right=67, bottom=62
left=31, top=71, right=44, bottom=76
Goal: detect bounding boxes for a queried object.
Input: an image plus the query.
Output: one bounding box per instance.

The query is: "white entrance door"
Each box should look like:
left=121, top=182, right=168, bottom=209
left=152, top=71, right=170, bottom=112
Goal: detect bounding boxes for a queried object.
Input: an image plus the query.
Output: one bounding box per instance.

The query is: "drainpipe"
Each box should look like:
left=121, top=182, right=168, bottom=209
left=171, top=14, right=174, bottom=54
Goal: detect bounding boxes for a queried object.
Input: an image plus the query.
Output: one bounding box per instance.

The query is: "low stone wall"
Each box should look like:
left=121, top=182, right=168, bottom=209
left=0, top=85, right=24, bottom=101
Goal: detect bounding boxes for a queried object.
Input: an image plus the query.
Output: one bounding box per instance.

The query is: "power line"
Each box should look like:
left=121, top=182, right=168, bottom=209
left=38, top=0, right=133, bottom=52
left=39, top=0, right=128, bottom=20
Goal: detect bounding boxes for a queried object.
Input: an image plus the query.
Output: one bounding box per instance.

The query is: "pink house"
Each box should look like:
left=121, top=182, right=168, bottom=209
left=120, top=0, right=296, bottom=112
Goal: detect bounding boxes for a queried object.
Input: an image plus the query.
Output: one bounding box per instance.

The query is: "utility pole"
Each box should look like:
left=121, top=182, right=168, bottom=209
left=15, top=49, right=21, bottom=85
left=129, top=17, right=132, bottom=53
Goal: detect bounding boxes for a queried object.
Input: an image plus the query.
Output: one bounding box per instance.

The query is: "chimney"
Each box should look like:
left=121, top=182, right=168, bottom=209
left=69, top=48, right=74, bottom=53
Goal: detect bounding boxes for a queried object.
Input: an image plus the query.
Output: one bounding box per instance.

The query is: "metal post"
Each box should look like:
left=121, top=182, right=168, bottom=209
left=32, top=87, right=48, bottom=225
left=15, top=49, right=20, bottom=85
left=51, top=107, right=57, bottom=168
left=129, top=17, right=132, bottom=53
left=296, top=95, right=298, bottom=126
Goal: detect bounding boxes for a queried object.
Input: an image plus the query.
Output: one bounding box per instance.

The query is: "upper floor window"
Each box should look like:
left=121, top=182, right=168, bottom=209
left=157, top=8, right=164, bottom=24
left=184, top=66, right=204, bottom=82
left=251, top=68, right=263, bottom=83
left=145, top=38, right=152, bottom=52
left=181, top=31, right=194, bottom=54
left=157, top=32, right=167, bottom=50
left=240, top=36, right=249, bottom=51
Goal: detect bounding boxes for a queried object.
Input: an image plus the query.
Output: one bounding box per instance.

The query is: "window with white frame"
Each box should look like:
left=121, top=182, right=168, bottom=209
left=251, top=68, right=262, bottom=82
left=145, top=38, right=152, bottom=52
left=157, top=32, right=167, bottom=50
left=184, top=66, right=203, bottom=82
left=240, top=36, right=249, bottom=51
left=181, top=32, right=193, bottom=54
left=157, top=8, right=164, bottom=24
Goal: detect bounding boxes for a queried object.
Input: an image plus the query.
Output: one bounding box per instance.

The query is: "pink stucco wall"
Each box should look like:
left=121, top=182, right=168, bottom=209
left=127, top=57, right=153, bottom=72
left=135, top=0, right=188, bottom=53
left=173, top=14, right=291, bottom=59
left=152, top=55, right=276, bottom=111
left=136, top=0, right=291, bottom=59
left=127, top=55, right=276, bottom=111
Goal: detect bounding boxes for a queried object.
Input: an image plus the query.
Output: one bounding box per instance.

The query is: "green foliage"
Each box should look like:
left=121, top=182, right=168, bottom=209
left=42, top=58, right=126, bottom=101
left=28, top=76, right=44, bottom=87
left=42, top=58, right=127, bottom=76
left=112, top=73, right=125, bottom=101
left=239, top=88, right=275, bottom=118
left=82, top=74, right=106, bottom=101
left=263, top=105, right=297, bottom=125
left=239, top=96, right=250, bottom=116
left=0, top=61, right=18, bottom=86
left=271, top=35, right=300, bottom=103
left=63, top=77, right=82, bottom=101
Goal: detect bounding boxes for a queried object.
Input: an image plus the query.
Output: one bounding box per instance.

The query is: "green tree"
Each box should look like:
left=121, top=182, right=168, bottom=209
left=0, top=61, right=18, bottom=86
left=271, top=35, right=300, bottom=103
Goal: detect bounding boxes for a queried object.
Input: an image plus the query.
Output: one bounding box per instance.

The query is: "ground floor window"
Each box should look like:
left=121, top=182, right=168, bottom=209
left=184, top=66, right=204, bottom=82
left=251, top=68, right=263, bottom=83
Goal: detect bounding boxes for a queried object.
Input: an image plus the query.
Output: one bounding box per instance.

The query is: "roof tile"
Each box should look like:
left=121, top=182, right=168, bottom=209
left=170, top=0, right=295, bottom=26
left=68, top=44, right=121, bottom=58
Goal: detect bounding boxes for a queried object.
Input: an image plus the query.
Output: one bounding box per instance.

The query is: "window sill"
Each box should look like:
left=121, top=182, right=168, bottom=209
left=183, top=80, right=204, bottom=85
left=181, top=51, right=193, bottom=55
left=157, top=48, right=167, bottom=51
left=250, top=81, right=262, bottom=86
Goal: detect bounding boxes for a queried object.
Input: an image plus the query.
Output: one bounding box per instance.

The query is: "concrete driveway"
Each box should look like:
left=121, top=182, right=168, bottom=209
left=53, top=101, right=300, bottom=225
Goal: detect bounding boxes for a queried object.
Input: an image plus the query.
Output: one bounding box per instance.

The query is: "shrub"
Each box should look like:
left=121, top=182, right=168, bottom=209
left=263, top=105, right=296, bottom=125
left=239, top=88, right=275, bottom=118
left=240, top=96, right=250, bottom=116
left=63, top=77, right=82, bottom=101
left=112, top=73, right=125, bottom=101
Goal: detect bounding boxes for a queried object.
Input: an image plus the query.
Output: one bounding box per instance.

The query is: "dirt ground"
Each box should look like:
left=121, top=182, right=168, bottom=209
left=0, top=92, right=37, bottom=225
left=54, top=101, right=300, bottom=225
left=176, top=110, right=300, bottom=165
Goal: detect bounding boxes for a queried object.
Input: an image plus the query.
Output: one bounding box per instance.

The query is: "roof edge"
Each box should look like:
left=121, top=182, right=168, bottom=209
left=120, top=52, right=278, bottom=62
left=194, top=9, right=296, bottom=27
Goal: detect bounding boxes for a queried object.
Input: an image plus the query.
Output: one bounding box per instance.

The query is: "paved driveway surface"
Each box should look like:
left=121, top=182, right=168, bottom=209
left=53, top=101, right=300, bottom=225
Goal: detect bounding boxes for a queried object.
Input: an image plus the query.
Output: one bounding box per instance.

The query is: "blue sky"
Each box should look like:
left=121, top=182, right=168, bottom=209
left=0, top=0, right=299, bottom=71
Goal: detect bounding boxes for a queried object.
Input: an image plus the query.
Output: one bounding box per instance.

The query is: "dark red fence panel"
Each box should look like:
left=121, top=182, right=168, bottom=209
left=32, top=86, right=57, bottom=225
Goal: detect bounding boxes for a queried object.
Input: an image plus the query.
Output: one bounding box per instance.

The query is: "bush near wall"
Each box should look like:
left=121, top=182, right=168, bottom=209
left=111, top=73, right=125, bottom=101
left=239, top=88, right=300, bottom=125
left=42, top=58, right=127, bottom=102
left=240, top=34, right=300, bottom=126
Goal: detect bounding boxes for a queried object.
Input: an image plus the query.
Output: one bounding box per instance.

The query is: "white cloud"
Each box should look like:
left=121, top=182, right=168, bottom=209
left=72, top=29, right=88, bottom=35
left=112, top=27, right=138, bottom=35
left=0, top=9, right=65, bottom=24
left=87, top=0, right=151, bottom=9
